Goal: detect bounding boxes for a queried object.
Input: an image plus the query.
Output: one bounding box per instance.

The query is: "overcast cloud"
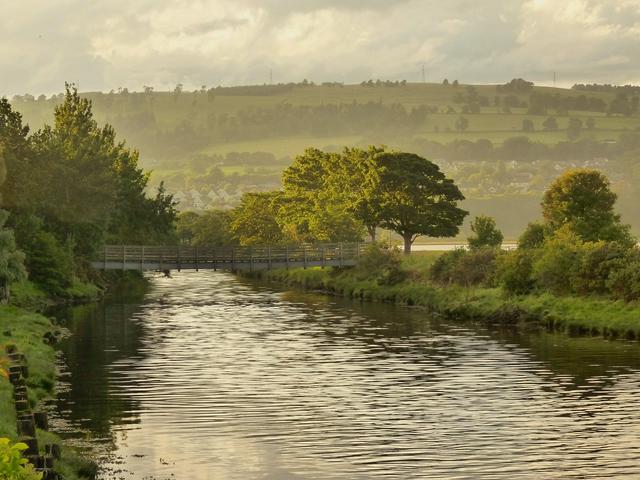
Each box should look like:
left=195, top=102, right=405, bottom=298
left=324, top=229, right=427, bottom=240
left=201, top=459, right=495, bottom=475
left=2, top=0, right=640, bottom=95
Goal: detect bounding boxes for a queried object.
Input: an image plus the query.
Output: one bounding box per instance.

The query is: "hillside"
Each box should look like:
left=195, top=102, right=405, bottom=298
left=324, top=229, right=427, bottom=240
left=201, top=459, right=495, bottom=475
left=10, top=80, right=640, bottom=237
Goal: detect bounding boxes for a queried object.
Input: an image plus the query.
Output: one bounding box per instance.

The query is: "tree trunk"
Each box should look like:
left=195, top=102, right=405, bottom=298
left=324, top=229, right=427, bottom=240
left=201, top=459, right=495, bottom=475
left=403, top=235, right=413, bottom=255
left=367, top=225, right=376, bottom=243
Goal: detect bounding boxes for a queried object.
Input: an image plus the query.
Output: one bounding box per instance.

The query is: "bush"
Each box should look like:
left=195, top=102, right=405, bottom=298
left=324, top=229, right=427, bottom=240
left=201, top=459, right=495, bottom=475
left=0, top=438, right=42, bottom=480
left=450, top=247, right=499, bottom=287
left=429, top=248, right=467, bottom=285
left=10, top=215, right=74, bottom=296
left=606, top=250, right=640, bottom=302
left=574, top=241, right=628, bottom=295
left=355, top=242, right=406, bottom=285
left=518, top=222, right=546, bottom=250
left=497, top=249, right=536, bottom=295
left=532, top=229, right=584, bottom=295
left=430, top=247, right=498, bottom=287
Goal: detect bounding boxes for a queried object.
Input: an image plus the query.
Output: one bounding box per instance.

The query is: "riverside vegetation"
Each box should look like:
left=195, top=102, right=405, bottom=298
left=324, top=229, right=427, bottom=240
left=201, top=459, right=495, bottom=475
left=0, top=86, right=177, bottom=478
left=241, top=167, right=640, bottom=339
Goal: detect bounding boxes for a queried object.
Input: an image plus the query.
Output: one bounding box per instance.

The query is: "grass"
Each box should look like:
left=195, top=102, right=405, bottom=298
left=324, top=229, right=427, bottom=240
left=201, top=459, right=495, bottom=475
left=248, top=254, right=640, bottom=341
left=0, top=307, right=97, bottom=478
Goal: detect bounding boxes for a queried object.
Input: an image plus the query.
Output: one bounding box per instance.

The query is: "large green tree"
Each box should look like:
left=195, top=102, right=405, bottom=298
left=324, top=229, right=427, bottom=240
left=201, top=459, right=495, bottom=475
left=231, top=192, right=285, bottom=246
left=542, top=169, right=632, bottom=244
left=366, top=152, right=468, bottom=253
left=280, top=148, right=364, bottom=242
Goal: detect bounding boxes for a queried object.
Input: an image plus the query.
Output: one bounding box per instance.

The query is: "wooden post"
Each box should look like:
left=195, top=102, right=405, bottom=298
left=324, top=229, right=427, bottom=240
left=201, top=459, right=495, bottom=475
left=286, top=246, right=289, bottom=270
left=213, top=247, right=217, bottom=271
left=321, top=245, right=325, bottom=269
left=177, top=246, right=181, bottom=272
left=249, top=247, right=253, bottom=272
left=195, top=246, right=199, bottom=271
left=104, top=246, right=107, bottom=270
left=122, top=246, right=126, bottom=271
left=141, top=246, right=145, bottom=271
left=303, top=245, right=307, bottom=269
left=231, top=247, right=235, bottom=271
left=339, top=242, right=344, bottom=268
left=268, top=246, right=272, bottom=270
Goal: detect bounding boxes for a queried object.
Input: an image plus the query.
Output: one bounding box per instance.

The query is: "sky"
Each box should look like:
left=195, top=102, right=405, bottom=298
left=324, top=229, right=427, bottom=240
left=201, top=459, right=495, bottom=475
left=2, top=0, right=640, bottom=96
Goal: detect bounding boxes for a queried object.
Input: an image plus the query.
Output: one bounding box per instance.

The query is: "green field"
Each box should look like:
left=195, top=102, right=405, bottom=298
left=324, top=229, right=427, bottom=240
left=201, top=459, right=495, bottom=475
left=9, top=81, right=640, bottom=236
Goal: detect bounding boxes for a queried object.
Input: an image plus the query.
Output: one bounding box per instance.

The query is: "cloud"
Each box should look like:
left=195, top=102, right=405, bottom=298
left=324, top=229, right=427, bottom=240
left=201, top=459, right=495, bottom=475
left=1, top=0, right=639, bottom=96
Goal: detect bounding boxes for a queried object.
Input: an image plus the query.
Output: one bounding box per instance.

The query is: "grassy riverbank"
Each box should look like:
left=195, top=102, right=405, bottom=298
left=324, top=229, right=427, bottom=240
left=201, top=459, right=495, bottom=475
left=248, top=255, right=640, bottom=340
left=0, top=306, right=97, bottom=478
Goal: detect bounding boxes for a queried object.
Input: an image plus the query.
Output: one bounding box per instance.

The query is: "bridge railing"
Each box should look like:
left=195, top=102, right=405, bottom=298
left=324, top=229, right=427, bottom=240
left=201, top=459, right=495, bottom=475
left=96, top=242, right=365, bottom=270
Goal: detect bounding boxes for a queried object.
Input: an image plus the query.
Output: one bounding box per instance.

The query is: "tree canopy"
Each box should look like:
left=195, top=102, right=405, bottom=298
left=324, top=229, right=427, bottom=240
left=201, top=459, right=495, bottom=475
left=542, top=168, right=632, bottom=244
left=364, top=151, right=467, bottom=253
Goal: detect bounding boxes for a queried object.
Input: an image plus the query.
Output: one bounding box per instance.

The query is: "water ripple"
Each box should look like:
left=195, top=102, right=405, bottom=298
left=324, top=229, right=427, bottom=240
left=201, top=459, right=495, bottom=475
left=52, top=271, right=640, bottom=479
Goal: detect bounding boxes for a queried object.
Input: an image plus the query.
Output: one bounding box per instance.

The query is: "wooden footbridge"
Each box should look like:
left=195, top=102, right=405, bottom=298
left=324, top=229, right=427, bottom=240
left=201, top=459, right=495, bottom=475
left=92, top=243, right=364, bottom=271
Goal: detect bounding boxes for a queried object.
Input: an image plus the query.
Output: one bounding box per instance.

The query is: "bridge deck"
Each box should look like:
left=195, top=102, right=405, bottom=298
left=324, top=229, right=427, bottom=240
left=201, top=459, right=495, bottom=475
left=92, top=243, right=363, bottom=271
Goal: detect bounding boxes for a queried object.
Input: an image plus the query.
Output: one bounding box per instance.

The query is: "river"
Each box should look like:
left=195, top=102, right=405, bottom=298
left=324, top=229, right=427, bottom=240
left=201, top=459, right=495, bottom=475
left=48, top=271, right=640, bottom=479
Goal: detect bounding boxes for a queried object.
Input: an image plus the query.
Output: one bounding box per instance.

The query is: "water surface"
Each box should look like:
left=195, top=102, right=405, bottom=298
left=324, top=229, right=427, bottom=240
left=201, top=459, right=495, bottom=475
left=51, top=271, right=640, bottom=479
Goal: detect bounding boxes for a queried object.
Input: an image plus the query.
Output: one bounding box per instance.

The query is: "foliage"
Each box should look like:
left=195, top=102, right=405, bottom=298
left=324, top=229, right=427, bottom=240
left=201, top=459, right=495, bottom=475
left=497, top=249, right=536, bottom=295
left=518, top=222, right=546, bottom=249
left=0, top=438, right=42, bottom=480
left=429, top=249, right=467, bottom=285
left=354, top=242, right=406, bottom=285
left=574, top=242, right=628, bottom=295
left=541, top=168, right=633, bottom=244
left=467, top=215, right=503, bottom=249
left=176, top=210, right=235, bottom=246
left=9, top=214, right=73, bottom=296
left=531, top=228, right=584, bottom=295
left=0, top=211, right=26, bottom=302
left=1, top=85, right=178, bottom=290
left=280, top=147, right=367, bottom=243
left=607, top=256, right=640, bottom=302
left=231, top=192, right=285, bottom=246
left=364, top=151, right=467, bottom=253
left=429, top=247, right=498, bottom=288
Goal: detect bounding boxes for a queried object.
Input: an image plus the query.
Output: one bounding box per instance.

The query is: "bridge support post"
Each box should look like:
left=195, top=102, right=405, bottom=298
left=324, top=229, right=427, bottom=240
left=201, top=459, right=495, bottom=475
left=268, top=246, right=272, bottom=270
left=141, top=246, right=145, bottom=271
left=339, top=242, right=343, bottom=268
left=177, top=246, right=181, bottom=272
left=104, top=247, right=107, bottom=270
left=321, top=246, right=325, bottom=269
left=195, top=246, right=199, bottom=272
left=231, top=247, right=235, bottom=272
left=249, top=247, right=253, bottom=272
left=122, top=246, right=126, bottom=271
left=286, top=246, right=289, bottom=270
left=303, top=246, right=307, bottom=269
left=213, top=247, right=217, bottom=271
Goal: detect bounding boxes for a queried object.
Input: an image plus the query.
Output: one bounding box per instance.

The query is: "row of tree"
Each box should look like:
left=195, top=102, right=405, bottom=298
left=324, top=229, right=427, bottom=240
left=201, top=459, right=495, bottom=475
left=427, top=169, right=640, bottom=302
left=178, top=147, right=468, bottom=254
left=0, top=85, right=177, bottom=298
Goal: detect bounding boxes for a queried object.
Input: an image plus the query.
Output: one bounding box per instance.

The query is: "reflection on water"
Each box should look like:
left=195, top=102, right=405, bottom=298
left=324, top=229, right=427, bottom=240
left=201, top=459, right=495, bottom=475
left=50, top=271, right=640, bottom=479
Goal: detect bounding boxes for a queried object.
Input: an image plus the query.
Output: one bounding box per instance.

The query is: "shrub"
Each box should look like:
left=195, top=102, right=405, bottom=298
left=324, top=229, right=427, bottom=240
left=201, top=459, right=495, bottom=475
left=606, top=250, right=640, bottom=302
left=430, top=247, right=499, bottom=287
left=450, top=247, right=499, bottom=287
left=518, top=222, right=546, bottom=250
left=497, top=249, right=536, bottom=295
left=429, top=248, right=467, bottom=285
left=532, top=229, right=584, bottom=295
left=574, top=241, right=628, bottom=295
left=10, top=215, right=73, bottom=296
left=0, top=438, right=42, bottom=480
left=355, top=242, right=406, bottom=285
